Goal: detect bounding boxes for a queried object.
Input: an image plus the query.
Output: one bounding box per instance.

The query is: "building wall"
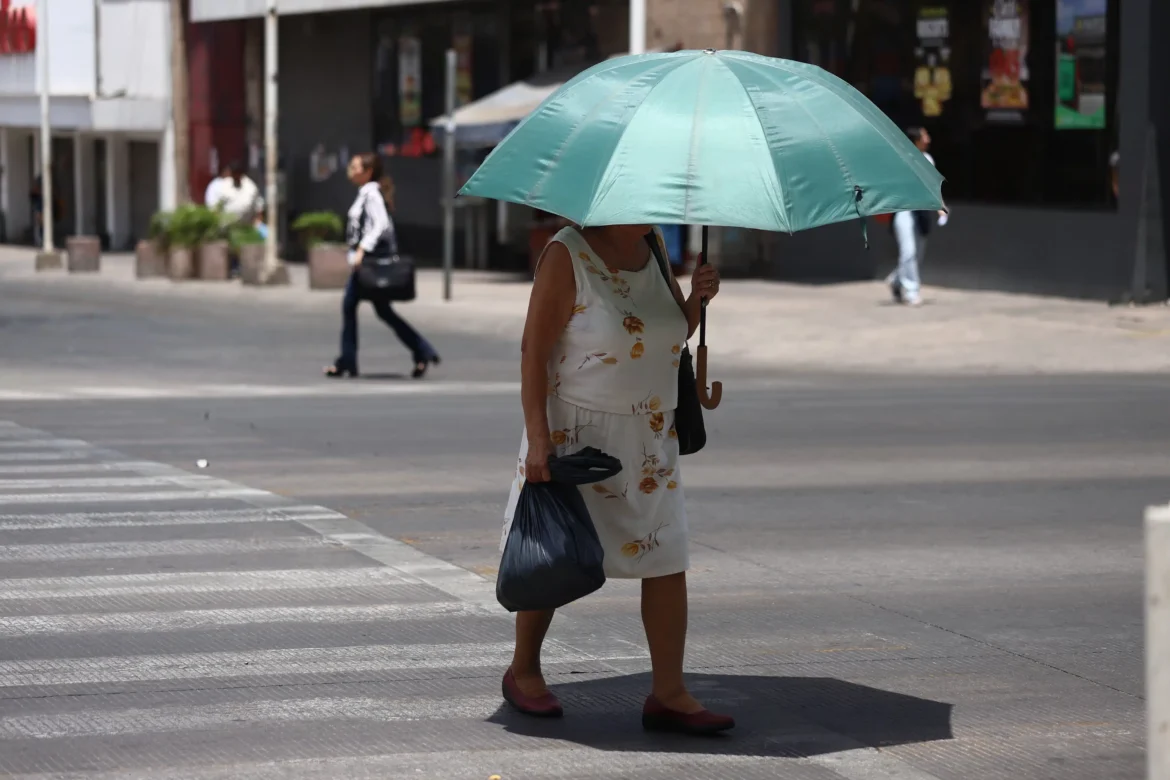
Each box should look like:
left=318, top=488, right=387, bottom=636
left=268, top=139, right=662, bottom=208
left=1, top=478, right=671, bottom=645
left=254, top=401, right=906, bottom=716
left=278, top=10, right=374, bottom=219
left=98, top=0, right=171, bottom=100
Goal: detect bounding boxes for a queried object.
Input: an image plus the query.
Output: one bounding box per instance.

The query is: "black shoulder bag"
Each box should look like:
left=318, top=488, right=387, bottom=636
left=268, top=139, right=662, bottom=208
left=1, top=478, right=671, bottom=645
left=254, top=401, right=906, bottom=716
left=353, top=199, right=416, bottom=302
left=645, top=233, right=706, bottom=456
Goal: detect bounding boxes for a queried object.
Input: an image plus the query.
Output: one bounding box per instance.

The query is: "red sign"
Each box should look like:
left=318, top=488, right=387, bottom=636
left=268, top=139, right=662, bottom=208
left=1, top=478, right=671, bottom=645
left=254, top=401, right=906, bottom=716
left=0, top=0, right=36, bottom=56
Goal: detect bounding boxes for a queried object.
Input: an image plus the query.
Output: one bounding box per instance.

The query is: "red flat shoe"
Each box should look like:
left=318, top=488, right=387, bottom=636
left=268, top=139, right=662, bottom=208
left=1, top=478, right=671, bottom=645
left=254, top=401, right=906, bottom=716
left=642, top=695, right=735, bottom=735
left=502, top=668, right=563, bottom=718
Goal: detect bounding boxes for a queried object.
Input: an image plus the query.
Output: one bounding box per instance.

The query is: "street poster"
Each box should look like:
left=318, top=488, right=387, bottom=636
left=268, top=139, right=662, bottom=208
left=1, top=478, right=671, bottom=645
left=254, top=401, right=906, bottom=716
left=454, top=33, right=473, bottom=108
left=1055, top=0, right=1107, bottom=130
left=398, top=35, right=422, bottom=128
left=981, top=0, right=1030, bottom=123
left=914, top=6, right=952, bottom=118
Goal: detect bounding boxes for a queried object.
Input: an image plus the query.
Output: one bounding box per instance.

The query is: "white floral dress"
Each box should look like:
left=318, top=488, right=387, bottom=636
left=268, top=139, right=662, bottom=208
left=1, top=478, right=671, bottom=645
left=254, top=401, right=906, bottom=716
left=502, top=227, right=690, bottom=579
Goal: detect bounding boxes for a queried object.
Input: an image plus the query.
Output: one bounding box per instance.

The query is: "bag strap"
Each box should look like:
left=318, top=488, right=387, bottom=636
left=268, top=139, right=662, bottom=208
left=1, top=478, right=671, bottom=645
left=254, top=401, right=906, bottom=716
left=644, top=231, right=687, bottom=317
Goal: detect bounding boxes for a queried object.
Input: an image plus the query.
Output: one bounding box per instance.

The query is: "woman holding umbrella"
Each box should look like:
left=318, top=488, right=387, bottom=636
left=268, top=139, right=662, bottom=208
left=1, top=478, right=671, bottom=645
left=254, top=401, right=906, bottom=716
left=501, top=224, right=728, bottom=733
left=463, top=49, right=945, bottom=733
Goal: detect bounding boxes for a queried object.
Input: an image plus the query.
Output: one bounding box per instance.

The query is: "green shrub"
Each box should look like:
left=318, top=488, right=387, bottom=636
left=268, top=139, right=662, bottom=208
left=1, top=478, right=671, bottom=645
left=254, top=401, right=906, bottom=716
left=291, top=211, right=343, bottom=247
left=168, top=204, right=220, bottom=248
left=228, top=224, right=264, bottom=251
left=148, top=211, right=172, bottom=249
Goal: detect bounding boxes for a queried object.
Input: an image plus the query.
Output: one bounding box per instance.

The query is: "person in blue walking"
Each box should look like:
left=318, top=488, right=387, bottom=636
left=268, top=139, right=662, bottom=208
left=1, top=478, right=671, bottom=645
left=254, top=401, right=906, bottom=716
left=888, top=127, right=947, bottom=306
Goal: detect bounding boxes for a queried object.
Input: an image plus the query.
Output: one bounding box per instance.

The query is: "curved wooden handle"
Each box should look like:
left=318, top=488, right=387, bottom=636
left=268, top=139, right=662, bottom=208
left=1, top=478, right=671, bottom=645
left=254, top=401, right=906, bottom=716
left=695, top=345, right=723, bottom=410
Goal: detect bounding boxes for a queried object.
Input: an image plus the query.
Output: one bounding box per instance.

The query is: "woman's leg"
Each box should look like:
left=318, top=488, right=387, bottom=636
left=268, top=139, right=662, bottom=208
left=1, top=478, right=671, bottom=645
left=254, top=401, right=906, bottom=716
left=641, top=572, right=703, bottom=713
left=338, top=273, right=361, bottom=369
left=371, top=299, right=439, bottom=363
left=892, top=211, right=921, bottom=304
left=511, top=609, right=555, bottom=695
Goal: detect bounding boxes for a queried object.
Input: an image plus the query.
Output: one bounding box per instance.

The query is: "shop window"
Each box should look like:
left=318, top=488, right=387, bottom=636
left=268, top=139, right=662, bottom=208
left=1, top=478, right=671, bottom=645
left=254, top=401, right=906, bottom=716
left=793, top=0, right=1120, bottom=210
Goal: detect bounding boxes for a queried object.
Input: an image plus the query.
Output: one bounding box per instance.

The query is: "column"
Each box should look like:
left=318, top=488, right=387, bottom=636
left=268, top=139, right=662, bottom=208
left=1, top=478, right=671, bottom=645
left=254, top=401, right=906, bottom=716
left=105, top=135, right=130, bottom=250
left=73, top=133, right=84, bottom=236
left=0, top=128, right=8, bottom=242
left=160, top=124, right=177, bottom=212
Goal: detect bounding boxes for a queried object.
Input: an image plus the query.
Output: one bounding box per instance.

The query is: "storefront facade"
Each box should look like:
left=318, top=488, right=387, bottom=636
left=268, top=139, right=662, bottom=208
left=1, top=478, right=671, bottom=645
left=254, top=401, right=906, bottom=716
left=770, top=0, right=1168, bottom=300
left=0, top=0, right=175, bottom=250
left=190, top=0, right=632, bottom=267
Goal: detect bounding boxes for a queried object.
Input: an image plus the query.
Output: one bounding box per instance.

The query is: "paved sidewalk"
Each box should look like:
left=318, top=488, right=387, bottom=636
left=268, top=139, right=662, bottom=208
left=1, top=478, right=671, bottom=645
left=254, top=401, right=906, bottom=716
left=3, top=246, right=1169, bottom=375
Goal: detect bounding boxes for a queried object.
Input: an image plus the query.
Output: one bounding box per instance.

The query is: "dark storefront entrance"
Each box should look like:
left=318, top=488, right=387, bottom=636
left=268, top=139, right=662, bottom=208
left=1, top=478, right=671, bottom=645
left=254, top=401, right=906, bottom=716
left=770, top=0, right=1167, bottom=300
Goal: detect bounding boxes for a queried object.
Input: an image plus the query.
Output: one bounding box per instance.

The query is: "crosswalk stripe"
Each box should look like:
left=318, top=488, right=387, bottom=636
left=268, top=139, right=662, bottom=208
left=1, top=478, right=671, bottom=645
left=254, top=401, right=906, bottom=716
left=0, top=695, right=510, bottom=740
left=0, top=381, right=524, bottom=403
left=0, top=451, right=99, bottom=462
left=0, top=536, right=334, bottom=563
left=0, top=462, right=165, bottom=475
left=0, top=476, right=226, bottom=489
left=3, top=749, right=807, bottom=780
left=0, top=488, right=269, bottom=505
left=0, top=568, right=410, bottom=600
left=0, top=439, right=93, bottom=450
left=0, top=641, right=626, bottom=687
left=0, top=602, right=486, bottom=637
left=0, top=507, right=340, bottom=530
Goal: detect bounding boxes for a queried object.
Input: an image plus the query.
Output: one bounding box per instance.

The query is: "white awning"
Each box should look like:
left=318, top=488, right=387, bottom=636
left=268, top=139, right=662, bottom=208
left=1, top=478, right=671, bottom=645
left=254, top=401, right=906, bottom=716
left=429, top=77, right=565, bottom=149
left=191, top=0, right=457, bottom=23
left=431, top=50, right=665, bottom=149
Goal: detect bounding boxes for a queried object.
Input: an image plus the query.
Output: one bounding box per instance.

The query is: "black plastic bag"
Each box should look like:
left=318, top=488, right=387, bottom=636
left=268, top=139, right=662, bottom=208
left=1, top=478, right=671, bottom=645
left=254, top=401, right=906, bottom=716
left=496, top=446, right=622, bottom=612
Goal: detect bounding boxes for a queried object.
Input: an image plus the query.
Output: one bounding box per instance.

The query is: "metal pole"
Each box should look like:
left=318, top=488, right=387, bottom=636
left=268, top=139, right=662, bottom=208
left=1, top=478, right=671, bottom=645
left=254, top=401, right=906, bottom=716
left=263, top=0, right=279, bottom=275
left=1149, top=504, right=1170, bottom=780
left=442, top=48, right=456, bottom=301
left=38, top=0, right=53, bottom=253
left=629, top=0, right=646, bottom=55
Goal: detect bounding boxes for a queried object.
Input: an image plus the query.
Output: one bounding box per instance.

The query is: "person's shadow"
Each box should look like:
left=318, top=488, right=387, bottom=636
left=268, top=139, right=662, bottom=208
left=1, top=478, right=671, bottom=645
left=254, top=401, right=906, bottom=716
left=488, top=673, right=952, bottom=756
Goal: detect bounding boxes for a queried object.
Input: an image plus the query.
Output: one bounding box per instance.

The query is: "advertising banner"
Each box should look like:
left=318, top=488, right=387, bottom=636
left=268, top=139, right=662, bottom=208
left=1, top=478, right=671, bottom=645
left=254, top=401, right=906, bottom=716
left=981, top=0, right=1030, bottom=123
left=398, top=36, right=422, bottom=128
left=1055, top=0, right=1107, bottom=129
left=914, top=6, right=952, bottom=118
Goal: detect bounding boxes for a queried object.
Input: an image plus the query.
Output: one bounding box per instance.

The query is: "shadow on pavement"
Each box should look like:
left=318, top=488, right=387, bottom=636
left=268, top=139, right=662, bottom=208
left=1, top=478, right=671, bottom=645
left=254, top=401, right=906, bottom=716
left=489, top=673, right=953, bottom=757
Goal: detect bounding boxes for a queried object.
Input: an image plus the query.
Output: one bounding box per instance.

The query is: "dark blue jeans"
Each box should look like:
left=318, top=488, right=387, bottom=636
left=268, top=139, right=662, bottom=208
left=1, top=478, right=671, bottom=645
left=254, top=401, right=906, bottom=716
left=339, top=272, right=437, bottom=370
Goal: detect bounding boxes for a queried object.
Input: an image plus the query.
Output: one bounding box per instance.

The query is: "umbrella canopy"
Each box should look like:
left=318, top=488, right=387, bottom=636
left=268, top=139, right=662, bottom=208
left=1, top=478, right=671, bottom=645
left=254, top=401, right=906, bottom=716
left=460, top=50, right=945, bottom=232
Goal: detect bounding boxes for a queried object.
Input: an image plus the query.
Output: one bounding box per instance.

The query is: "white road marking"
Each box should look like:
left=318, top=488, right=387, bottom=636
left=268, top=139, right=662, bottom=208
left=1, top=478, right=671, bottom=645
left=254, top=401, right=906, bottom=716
left=0, top=488, right=269, bottom=505
left=0, top=536, right=334, bottom=563
left=0, top=507, right=340, bottom=530
left=0, top=602, right=486, bottom=637
left=0, top=567, right=411, bottom=600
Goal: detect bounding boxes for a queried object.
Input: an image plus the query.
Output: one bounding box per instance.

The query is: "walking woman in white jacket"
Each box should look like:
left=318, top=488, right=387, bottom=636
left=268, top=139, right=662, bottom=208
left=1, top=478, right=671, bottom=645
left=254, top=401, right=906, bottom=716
left=888, top=128, right=947, bottom=306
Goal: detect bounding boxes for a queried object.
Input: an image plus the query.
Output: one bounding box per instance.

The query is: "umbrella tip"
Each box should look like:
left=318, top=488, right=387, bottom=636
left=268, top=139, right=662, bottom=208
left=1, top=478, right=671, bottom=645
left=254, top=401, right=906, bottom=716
left=704, top=48, right=717, bottom=55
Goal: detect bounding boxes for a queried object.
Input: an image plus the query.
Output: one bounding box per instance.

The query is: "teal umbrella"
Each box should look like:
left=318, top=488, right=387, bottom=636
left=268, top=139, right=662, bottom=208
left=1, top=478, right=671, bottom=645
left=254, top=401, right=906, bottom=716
left=460, top=49, right=946, bottom=406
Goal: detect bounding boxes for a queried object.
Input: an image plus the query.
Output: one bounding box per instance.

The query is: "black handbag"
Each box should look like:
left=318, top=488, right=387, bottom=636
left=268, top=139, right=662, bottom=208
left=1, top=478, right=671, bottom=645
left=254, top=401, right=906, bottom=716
left=357, top=253, right=416, bottom=301
left=645, top=233, right=706, bottom=456
left=351, top=200, right=417, bottom=301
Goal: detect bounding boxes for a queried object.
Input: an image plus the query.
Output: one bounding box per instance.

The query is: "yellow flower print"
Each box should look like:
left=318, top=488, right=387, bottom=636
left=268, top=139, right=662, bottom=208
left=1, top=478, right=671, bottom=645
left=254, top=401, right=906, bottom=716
left=572, top=304, right=588, bottom=316
left=649, top=412, right=665, bottom=435
left=672, top=359, right=680, bottom=368
left=648, top=396, right=662, bottom=412
left=550, top=430, right=567, bottom=445
left=672, top=344, right=681, bottom=355
left=630, top=340, right=645, bottom=360
left=551, top=424, right=593, bottom=448
left=579, top=352, right=619, bottom=369
left=639, top=476, right=659, bottom=494
left=622, top=522, right=670, bottom=562
left=668, top=425, right=678, bottom=440
left=667, top=480, right=678, bottom=490
left=622, top=314, right=645, bottom=335
left=592, top=482, right=628, bottom=500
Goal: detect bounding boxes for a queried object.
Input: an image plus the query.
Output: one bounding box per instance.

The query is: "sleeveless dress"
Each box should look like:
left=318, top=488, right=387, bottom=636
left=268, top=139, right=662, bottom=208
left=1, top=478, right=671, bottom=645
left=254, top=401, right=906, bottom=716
left=502, top=227, right=691, bottom=580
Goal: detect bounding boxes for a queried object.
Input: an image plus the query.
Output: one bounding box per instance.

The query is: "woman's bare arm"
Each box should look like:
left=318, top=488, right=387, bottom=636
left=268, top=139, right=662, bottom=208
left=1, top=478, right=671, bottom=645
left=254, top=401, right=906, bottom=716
left=520, top=241, right=576, bottom=482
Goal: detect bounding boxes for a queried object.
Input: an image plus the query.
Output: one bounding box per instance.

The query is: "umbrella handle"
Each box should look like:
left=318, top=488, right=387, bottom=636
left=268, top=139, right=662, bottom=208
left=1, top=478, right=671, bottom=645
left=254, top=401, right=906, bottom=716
left=695, top=345, right=722, bottom=410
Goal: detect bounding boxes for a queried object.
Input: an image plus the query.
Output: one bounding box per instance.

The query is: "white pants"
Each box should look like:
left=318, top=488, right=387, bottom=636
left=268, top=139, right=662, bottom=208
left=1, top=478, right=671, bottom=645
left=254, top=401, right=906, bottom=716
left=886, top=211, right=926, bottom=302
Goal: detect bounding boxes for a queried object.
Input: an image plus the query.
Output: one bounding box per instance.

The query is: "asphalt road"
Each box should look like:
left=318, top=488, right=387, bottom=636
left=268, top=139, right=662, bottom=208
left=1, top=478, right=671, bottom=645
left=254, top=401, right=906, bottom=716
left=0, top=273, right=1163, bottom=778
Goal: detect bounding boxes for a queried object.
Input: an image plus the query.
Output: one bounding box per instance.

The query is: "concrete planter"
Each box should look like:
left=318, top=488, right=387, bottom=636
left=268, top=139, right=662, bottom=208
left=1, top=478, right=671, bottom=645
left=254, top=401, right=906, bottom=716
left=66, top=236, right=101, bottom=273
left=168, top=247, right=197, bottom=281
left=308, top=243, right=350, bottom=290
left=238, top=244, right=289, bottom=286
left=135, top=240, right=168, bottom=278
left=34, top=251, right=63, bottom=271
left=197, top=240, right=231, bottom=281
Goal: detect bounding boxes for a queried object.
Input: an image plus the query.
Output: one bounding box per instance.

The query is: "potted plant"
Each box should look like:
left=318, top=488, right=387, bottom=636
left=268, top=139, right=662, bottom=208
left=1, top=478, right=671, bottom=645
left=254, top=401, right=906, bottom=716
left=137, top=211, right=171, bottom=279
left=197, top=207, right=233, bottom=281
left=167, top=204, right=215, bottom=280
left=293, top=211, right=349, bottom=290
